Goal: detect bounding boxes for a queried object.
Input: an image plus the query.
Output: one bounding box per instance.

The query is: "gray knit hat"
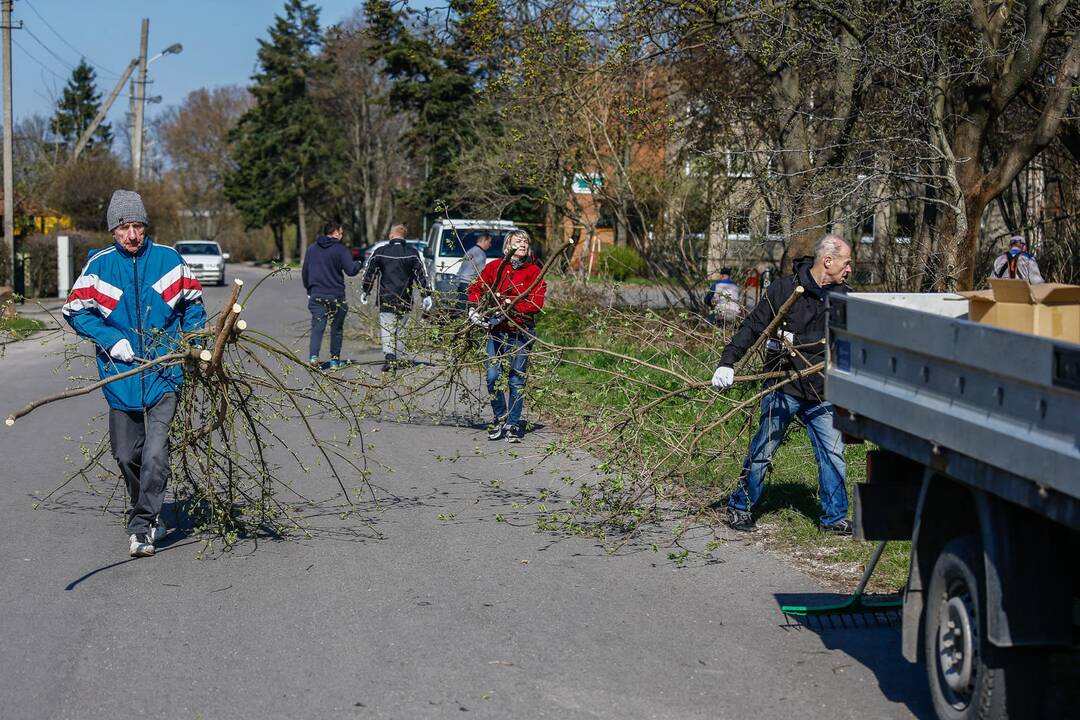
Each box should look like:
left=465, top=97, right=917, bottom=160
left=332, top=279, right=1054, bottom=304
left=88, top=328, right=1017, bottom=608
left=107, top=189, right=149, bottom=231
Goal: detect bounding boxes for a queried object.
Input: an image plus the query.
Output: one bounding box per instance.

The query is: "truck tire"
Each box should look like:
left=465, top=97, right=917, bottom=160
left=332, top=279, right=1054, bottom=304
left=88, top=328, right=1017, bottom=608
left=925, top=535, right=1008, bottom=720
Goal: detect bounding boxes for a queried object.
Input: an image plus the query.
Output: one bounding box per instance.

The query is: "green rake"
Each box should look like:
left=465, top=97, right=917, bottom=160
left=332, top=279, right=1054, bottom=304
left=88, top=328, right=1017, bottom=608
left=781, top=540, right=903, bottom=625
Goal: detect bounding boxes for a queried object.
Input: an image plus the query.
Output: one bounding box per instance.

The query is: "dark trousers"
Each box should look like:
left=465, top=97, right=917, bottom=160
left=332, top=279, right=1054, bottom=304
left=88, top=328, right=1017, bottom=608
left=455, top=281, right=471, bottom=314
left=308, top=296, right=348, bottom=359
left=109, top=393, right=177, bottom=536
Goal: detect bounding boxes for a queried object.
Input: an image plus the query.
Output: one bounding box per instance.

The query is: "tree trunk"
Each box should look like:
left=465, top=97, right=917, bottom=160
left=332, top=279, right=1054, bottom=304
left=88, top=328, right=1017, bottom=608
left=273, top=223, right=288, bottom=265
left=297, top=194, right=308, bottom=264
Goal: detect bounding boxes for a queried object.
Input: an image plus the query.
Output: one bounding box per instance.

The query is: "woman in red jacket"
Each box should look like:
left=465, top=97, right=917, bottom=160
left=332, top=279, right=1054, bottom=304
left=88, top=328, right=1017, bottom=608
left=466, top=230, right=547, bottom=442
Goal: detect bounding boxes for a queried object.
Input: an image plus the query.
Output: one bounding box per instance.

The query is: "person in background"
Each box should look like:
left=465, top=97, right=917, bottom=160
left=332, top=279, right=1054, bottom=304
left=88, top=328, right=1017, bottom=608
left=360, top=223, right=432, bottom=372
left=302, top=222, right=360, bottom=369
left=467, top=229, right=546, bottom=443
left=992, top=236, right=1044, bottom=283
left=704, top=267, right=743, bottom=324
left=63, top=189, right=206, bottom=558
left=455, top=232, right=493, bottom=313
left=711, top=235, right=853, bottom=536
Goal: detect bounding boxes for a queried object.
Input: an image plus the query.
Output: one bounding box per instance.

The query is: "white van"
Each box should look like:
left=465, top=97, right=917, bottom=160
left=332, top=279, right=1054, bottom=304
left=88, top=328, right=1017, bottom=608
left=424, top=219, right=519, bottom=294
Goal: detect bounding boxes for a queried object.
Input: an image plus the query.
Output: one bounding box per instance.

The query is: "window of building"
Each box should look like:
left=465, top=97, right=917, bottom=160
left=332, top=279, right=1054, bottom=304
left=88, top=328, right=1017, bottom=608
left=860, top=214, right=875, bottom=244
left=725, top=150, right=752, bottom=178
left=766, top=208, right=783, bottom=238
left=895, top=211, right=916, bottom=244
left=726, top=209, right=752, bottom=240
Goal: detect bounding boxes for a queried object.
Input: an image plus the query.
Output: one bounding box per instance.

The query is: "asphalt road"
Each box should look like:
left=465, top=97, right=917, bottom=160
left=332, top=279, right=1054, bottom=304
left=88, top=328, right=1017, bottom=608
left=0, top=264, right=933, bottom=719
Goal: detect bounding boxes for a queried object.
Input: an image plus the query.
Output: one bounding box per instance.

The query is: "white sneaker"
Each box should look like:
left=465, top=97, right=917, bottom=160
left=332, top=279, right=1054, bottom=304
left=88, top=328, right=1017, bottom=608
left=128, top=533, right=155, bottom=557
left=149, top=517, right=167, bottom=543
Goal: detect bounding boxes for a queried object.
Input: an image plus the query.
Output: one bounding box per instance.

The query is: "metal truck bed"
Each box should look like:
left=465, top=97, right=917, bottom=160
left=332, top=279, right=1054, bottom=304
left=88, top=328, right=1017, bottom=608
left=826, top=293, right=1080, bottom=505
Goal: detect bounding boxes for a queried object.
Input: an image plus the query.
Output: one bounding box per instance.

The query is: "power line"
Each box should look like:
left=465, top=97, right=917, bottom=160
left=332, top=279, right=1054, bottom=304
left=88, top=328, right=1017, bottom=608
left=22, top=27, right=75, bottom=73
left=12, top=37, right=65, bottom=82
left=21, top=0, right=120, bottom=77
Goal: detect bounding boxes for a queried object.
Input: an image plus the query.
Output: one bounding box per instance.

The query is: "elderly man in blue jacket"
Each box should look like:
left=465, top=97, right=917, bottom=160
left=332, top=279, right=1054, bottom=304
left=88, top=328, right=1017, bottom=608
left=63, top=189, right=206, bottom=558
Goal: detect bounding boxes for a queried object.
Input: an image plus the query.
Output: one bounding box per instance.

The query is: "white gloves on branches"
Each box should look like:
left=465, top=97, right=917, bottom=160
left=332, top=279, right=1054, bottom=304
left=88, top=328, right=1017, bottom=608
left=711, top=365, right=735, bottom=390
left=779, top=330, right=795, bottom=345
left=109, top=339, right=135, bottom=363
left=422, top=296, right=433, bottom=312
left=468, top=308, right=487, bottom=328
left=359, top=292, right=369, bottom=305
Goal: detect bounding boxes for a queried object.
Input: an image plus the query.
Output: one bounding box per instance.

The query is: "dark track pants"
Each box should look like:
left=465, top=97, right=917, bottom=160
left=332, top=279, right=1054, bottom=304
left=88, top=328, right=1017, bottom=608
left=109, top=393, right=177, bottom=536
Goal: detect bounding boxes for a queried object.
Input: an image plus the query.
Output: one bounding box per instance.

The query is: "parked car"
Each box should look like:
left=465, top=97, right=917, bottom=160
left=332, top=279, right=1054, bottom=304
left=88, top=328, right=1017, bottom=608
left=174, top=240, right=229, bottom=286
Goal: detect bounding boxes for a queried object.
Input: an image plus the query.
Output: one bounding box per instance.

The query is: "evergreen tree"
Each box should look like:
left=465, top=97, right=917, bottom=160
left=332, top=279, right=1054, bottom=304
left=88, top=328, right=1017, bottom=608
left=224, top=0, right=338, bottom=261
left=50, top=59, right=112, bottom=150
left=364, top=0, right=485, bottom=218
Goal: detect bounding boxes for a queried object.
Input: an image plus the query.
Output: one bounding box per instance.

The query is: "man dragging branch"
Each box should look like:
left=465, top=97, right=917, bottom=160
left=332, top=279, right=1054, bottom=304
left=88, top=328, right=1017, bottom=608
left=63, top=190, right=206, bottom=558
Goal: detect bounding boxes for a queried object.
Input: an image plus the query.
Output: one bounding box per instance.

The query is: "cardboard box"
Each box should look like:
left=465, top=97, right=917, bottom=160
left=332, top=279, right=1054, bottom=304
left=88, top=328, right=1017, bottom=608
left=960, top=279, right=1080, bottom=343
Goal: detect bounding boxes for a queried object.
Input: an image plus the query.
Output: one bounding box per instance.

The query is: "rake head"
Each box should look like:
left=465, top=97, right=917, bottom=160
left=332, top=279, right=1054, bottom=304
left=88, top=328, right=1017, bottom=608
left=781, top=592, right=902, bottom=629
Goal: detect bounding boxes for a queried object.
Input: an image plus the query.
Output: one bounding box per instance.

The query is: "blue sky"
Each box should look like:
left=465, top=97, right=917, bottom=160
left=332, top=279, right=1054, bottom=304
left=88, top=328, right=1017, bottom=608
left=10, top=0, right=367, bottom=128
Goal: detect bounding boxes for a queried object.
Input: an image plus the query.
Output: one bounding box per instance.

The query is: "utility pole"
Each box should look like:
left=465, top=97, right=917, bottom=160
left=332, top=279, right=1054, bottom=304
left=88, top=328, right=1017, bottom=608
left=71, top=58, right=138, bottom=161
left=1, top=0, right=15, bottom=290
left=131, top=18, right=148, bottom=186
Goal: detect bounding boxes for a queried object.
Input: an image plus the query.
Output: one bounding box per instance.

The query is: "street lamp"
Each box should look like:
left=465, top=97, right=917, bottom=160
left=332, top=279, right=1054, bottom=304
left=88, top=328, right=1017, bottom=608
left=148, top=43, right=183, bottom=65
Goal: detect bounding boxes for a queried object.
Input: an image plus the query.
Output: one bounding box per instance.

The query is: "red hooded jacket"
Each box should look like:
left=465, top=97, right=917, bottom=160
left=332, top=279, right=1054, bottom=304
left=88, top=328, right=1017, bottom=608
left=467, top=257, right=547, bottom=330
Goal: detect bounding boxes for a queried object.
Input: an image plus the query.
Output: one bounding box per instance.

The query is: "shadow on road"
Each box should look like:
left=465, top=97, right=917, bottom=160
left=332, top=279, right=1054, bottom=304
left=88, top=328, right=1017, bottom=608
left=64, top=538, right=203, bottom=591
left=773, top=592, right=934, bottom=719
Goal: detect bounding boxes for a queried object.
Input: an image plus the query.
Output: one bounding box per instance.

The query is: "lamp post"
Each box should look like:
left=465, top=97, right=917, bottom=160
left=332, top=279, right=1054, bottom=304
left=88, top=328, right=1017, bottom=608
left=131, top=22, right=181, bottom=185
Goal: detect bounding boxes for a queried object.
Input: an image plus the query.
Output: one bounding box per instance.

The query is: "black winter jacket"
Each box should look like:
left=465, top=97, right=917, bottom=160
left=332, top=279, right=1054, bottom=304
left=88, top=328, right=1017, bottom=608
left=360, top=239, right=431, bottom=313
left=302, top=236, right=361, bottom=299
left=719, top=256, right=848, bottom=402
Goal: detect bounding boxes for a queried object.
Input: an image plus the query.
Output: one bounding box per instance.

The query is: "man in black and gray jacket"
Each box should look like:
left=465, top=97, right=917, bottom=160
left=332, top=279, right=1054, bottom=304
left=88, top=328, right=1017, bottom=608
left=711, top=234, right=853, bottom=534
left=360, top=223, right=432, bottom=371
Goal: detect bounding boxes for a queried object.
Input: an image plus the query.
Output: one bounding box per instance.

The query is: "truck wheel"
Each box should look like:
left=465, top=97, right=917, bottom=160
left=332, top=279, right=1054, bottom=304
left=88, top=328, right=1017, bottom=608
left=925, top=535, right=1007, bottom=720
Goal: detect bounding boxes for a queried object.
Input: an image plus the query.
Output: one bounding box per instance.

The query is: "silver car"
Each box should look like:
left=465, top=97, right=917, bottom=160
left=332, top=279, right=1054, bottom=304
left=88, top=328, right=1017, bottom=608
left=174, top=240, right=229, bottom=286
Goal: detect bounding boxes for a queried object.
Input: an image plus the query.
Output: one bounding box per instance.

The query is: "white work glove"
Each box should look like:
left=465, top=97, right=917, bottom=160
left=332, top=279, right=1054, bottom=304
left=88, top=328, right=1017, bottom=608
left=360, top=292, right=369, bottom=305
left=421, top=296, right=433, bottom=312
left=109, top=338, right=135, bottom=363
left=779, top=330, right=795, bottom=345
left=468, top=308, right=486, bottom=328
left=711, top=365, right=735, bottom=390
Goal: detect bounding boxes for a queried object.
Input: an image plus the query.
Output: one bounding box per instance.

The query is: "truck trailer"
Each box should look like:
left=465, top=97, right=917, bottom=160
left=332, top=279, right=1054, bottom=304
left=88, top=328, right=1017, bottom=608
left=825, top=292, right=1079, bottom=720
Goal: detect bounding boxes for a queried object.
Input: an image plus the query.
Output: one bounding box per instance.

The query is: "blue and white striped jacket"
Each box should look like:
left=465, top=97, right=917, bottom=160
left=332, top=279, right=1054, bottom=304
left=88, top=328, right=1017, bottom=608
left=63, top=237, right=207, bottom=411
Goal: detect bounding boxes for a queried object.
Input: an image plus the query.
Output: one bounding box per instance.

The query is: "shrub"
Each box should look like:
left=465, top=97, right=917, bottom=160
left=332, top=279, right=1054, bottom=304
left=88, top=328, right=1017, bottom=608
left=597, top=245, right=645, bottom=281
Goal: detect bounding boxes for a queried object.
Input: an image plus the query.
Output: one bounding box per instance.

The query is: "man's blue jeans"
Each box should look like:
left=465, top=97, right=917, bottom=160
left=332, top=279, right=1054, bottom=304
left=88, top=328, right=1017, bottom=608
left=486, top=329, right=532, bottom=428
left=727, top=390, right=848, bottom=526
left=308, top=296, right=347, bottom=360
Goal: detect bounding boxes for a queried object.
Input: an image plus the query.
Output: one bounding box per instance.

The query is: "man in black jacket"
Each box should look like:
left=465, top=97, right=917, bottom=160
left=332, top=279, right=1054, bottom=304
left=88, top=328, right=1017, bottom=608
left=360, top=223, right=432, bottom=371
left=711, top=235, right=853, bottom=534
left=303, top=222, right=360, bottom=368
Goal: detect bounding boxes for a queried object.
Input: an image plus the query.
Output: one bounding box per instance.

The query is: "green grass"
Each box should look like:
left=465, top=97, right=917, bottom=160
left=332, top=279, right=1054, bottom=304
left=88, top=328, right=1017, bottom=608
left=533, top=303, right=910, bottom=594
left=0, top=317, right=43, bottom=340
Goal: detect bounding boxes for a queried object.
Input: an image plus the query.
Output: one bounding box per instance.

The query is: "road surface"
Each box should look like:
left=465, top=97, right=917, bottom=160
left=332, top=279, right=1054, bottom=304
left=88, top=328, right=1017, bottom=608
left=0, top=263, right=932, bottom=719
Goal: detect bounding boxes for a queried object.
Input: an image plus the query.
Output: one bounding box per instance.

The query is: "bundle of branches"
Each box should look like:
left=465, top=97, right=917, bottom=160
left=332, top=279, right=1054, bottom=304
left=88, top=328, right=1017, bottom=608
left=383, top=272, right=823, bottom=544
left=7, top=271, right=380, bottom=546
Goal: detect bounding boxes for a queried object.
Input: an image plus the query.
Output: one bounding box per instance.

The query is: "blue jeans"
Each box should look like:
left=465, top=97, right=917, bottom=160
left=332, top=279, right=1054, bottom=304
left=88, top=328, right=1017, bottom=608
left=727, top=391, right=848, bottom=526
left=486, top=329, right=533, bottom=428
left=308, top=296, right=348, bottom=359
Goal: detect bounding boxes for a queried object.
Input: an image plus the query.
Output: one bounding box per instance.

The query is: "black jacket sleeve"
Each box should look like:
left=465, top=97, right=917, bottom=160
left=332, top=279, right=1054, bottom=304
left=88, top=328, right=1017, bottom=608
left=718, top=279, right=789, bottom=367
left=361, top=249, right=381, bottom=293
left=411, top=248, right=431, bottom=296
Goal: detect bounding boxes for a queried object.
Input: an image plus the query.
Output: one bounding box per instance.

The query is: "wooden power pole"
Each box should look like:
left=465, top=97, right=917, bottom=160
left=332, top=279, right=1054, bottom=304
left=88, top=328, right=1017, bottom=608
left=1, top=0, right=15, bottom=289
left=131, top=18, right=148, bottom=186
